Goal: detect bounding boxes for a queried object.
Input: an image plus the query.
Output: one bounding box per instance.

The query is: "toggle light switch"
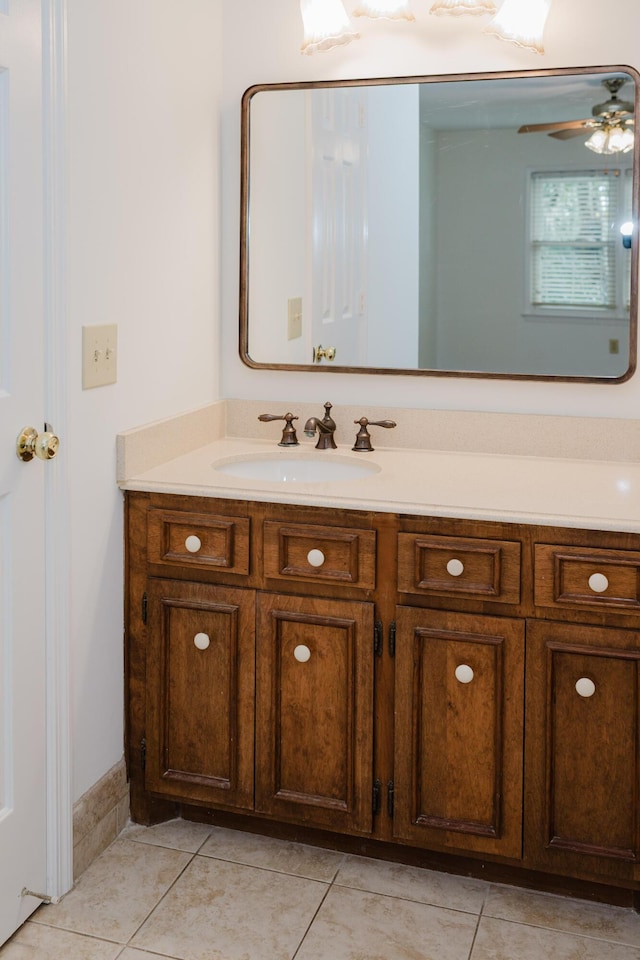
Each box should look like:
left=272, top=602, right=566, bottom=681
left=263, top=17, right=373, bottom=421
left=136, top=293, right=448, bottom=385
left=287, top=297, right=302, bottom=340
left=82, top=324, right=118, bottom=389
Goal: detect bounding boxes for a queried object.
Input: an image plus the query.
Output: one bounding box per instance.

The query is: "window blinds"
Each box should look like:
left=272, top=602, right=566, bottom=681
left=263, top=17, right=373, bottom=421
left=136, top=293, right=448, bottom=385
left=530, top=170, right=620, bottom=309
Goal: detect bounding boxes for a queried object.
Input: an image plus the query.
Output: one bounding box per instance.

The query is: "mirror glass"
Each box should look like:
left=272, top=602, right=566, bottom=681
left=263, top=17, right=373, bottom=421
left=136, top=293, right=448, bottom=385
left=241, top=67, right=638, bottom=381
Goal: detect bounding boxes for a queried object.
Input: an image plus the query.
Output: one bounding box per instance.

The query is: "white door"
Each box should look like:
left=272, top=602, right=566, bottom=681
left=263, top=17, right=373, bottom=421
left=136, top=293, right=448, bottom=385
left=0, top=0, right=54, bottom=944
left=309, top=88, right=368, bottom=367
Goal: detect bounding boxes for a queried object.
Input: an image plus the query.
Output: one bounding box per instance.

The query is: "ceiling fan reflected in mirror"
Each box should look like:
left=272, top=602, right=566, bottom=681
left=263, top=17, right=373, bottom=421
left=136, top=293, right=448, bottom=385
left=518, top=78, right=635, bottom=155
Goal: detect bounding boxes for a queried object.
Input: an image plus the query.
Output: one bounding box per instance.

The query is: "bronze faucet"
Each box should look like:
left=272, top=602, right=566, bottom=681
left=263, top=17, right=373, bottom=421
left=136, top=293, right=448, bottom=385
left=304, top=402, right=337, bottom=450
left=352, top=417, right=396, bottom=452
left=257, top=412, right=299, bottom=446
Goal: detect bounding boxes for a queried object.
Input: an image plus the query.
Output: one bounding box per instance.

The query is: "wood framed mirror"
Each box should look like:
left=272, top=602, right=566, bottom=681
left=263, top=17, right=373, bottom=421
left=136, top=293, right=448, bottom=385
left=240, top=66, right=639, bottom=382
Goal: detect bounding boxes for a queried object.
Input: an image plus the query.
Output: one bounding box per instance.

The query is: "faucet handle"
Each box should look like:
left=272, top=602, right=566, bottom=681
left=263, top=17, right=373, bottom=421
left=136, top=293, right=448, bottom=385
left=258, top=412, right=299, bottom=447
left=352, top=417, right=396, bottom=452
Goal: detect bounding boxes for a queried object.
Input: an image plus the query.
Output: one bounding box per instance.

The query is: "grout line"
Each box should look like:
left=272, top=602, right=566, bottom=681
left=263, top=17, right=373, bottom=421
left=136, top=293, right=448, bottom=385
left=192, top=848, right=341, bottom=883
left=330, top=879, right=487, bottom=918
left=123, top=848, right=200, bottom=947
left=467, top=913, right=483, bottom=960
left=473, top=914, right=640, bottom=950
left=467, top=884, right=489, bottom=959
left=290, top=871, right=336, bottom=960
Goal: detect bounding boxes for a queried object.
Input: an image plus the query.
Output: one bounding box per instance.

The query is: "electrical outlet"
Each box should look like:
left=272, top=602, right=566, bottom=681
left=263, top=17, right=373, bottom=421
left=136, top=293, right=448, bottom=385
left=82, top=324, right=118, bottom=388
left=609, top=338, right=620, bottom=355
left=287, top=297, right=302, bottom=340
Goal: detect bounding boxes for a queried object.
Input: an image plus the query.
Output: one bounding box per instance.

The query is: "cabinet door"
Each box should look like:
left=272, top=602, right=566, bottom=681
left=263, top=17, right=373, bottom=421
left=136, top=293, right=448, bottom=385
left=394, top=607, right=524, bottom=859
left=145, top=580, right=255, bottom=810
left=526, top=620, right=640, bottom=882
left=256, top=593, right=374, bottom=834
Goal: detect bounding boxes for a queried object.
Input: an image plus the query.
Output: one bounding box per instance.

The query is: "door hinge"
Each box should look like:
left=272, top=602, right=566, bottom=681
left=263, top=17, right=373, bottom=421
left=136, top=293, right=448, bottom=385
left=141, top=737, right=147, bottom=774
left=372, top=778, right=382, bottom=815
left=388, top=621, right=396, bottom=658
left=142, top=592, right=148, bottom=624
left=387, top=780, right=395, bottom=818
left=374, top=620, right=383, bottom=657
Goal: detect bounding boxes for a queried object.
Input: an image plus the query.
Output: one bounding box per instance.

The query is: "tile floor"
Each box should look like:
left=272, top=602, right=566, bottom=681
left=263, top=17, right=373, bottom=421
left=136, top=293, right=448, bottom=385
left=3, top=819, right=640, bottom=959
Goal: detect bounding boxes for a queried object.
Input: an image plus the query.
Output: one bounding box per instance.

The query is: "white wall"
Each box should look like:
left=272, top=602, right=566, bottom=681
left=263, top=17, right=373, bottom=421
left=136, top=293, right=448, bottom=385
left=432, top=128, right=632, bottom=377
left=221, top=0, right=640, bottom=417
left=66, top=0, right=222, bottom=800
left=367, top=84, right=420, bottom=368
left=247, top=90, right=307, bottom=364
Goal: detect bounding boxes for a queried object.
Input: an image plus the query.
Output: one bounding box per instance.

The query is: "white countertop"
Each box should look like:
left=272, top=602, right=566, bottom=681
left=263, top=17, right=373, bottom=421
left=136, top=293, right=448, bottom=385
left=118, top=437, right=640, bottom=533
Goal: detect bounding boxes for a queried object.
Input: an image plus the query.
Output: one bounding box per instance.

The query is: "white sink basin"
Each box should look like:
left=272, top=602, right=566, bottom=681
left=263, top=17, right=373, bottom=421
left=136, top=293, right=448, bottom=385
left=213, top=454, right=380, bottom=483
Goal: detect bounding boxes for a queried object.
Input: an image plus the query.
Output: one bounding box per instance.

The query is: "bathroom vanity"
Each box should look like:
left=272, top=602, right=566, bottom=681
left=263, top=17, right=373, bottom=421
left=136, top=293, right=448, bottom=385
left=122, top=435, right=640, bottom=905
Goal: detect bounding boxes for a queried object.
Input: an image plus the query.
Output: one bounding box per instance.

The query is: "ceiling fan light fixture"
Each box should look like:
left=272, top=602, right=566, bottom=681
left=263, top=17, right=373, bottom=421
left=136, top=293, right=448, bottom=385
left=585, top=124, right=634, bottom=155
left=483, top=0, right=551, bottom=54
left=353, top=0, right=415, bottom=21
left=299, top=0, right=359, bottom=54
left=430, top=0, right=496, bottom=15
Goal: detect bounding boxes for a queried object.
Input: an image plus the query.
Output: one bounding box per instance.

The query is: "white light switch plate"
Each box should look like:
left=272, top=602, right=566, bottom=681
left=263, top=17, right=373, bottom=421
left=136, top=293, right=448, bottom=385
left=287, top=297, right=302, bottom=340
left=82, top=324, right=117, bottom=389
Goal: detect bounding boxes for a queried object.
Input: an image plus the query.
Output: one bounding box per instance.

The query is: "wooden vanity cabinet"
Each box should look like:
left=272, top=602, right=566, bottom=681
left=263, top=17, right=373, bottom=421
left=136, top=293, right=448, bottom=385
left=525, top=540, right=640, bottom=886
left=144, top=578, right=255, bottom=810
left=126, top=492, right=379, bottom=836
left=125, top=490, right=640, bottom=901
left=393, top=607, right=525, bottom=860
left=525, top=619, right=640, bottom=886
left=255, top=592, right=374, bottom=834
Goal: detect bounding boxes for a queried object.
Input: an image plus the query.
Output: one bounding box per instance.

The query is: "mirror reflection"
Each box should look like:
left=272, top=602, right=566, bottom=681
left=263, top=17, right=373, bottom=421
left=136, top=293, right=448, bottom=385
left=241, top=68, right=638, bottom=381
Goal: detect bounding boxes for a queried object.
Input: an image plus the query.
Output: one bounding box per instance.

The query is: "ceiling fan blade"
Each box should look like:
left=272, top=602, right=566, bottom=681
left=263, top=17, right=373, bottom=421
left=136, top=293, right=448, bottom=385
left=548, top=127, right=592, bottom=140
left=518, top=119, right=591, bottom=134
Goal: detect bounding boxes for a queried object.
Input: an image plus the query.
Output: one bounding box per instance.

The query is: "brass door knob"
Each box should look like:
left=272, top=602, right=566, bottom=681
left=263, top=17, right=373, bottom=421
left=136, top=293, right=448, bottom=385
left=16, top=425, right=60, bottom=462
left=313, top=345, right=336, bottom=363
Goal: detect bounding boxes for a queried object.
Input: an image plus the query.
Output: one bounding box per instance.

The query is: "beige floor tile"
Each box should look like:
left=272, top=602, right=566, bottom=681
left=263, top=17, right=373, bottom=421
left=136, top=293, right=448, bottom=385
left=122, top=819, right=213, bottom=854
left=32, top=839, right=191, bottom=944
left=484, top=884, right=640, bottom=947
left=335, top=854, right=487, bottom=913
left=471, top=916, right=640, bottom=960
left=0, top=921, right=121, bottom=959
left=198, top=826, right=344, bottom=881
left=296, top=885, right=478, bottom=960
left=131, top=855, right=328, bottom=960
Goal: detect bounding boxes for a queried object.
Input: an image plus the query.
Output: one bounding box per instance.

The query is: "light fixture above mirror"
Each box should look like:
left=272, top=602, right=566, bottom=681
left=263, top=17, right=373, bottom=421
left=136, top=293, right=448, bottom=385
left=300, top=0, right=553, bottom=55
left=354, top=0, right=415, bottom=21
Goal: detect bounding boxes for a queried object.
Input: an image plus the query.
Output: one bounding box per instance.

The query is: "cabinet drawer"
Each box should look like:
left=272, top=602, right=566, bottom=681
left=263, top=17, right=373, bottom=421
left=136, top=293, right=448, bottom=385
left=264, top=521, right=376, bottom=589
left=147, top=509, right=250, bottom=575
left=398, top=533, right=521, bottom=605
left=535, top=544, right=640, bottom=615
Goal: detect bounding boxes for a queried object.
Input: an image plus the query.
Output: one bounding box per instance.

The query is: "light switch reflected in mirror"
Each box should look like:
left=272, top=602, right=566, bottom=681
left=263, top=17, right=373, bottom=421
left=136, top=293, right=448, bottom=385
left=240, top=66, right=639, bottom=382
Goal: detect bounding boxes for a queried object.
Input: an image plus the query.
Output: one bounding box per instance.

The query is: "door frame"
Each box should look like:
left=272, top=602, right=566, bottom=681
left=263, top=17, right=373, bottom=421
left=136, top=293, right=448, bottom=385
left=41, top=0, right=72, bottom=900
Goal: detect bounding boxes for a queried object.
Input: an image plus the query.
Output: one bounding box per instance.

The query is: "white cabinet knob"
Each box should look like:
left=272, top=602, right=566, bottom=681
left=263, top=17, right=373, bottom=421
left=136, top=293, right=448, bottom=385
left=307, top=548, right=325, bottom=568
left=455, top=664, right=474, bottom=684
left=447, top=558, right=465, bottom=578
left=588, top=573, right=609, bottom=593
left=194, top=632, right=210, bottom=651
left=575, top=677, right=596, bottom=698
left=185, top=535, right=202, bottom=554
left=294, top=644, right=311, bottom=663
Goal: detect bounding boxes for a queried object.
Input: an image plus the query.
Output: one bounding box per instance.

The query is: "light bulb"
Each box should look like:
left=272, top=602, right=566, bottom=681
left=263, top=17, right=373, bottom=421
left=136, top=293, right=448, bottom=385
left=483, top=0, right=552, bottom=54
left=354, top=0, right=415, bottom=19
left=299, top=0, right=359, bottom=54
left=585, top=124, right=635, bottom=155
left=584, top=127, right=608, bottom=154
left=430, top=0, right=496, bottom=15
